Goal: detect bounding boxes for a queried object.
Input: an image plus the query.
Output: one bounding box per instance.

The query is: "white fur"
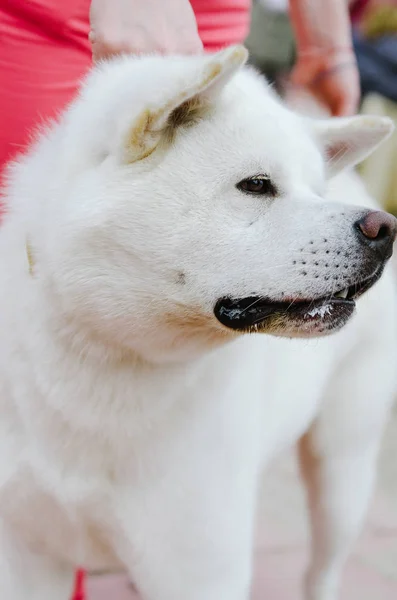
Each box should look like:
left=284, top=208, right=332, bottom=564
left=0, top=47, right=396, bottom=600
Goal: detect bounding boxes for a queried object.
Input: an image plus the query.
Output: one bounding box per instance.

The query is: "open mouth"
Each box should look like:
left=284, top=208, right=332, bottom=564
left=214, top=268, right=383, bottom=334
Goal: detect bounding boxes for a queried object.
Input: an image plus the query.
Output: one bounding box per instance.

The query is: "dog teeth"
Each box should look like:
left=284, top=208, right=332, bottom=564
left=335, top=288, right=349, bottom=299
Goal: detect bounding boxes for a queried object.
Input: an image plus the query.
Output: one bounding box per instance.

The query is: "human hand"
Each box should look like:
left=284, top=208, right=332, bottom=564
left=291, top=49, right=360, bottom=117
left=89, top=0, right=203, bottom=62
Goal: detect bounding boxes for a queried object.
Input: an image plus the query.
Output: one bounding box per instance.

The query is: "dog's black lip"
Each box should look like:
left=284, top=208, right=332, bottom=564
left=214, top=268, right=382, bottom=331
left=214, top=295, right=355, bottom=331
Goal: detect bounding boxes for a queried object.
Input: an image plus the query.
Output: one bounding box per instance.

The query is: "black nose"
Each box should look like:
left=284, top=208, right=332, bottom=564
left=354, top=210, right=397, bottom=260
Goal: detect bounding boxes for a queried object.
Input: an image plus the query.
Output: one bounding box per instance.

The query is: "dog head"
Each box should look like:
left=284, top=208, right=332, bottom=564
left=25, top=46, right=396, bottom=362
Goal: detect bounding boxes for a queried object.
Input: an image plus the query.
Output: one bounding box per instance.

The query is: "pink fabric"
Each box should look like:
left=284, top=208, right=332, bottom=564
left=191, top=0, right=251, bottom=50
left=0, top=0, right=91, bottom=180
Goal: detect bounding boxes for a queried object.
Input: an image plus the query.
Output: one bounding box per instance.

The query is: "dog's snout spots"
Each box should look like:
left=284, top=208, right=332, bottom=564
left=290, top=224, right=388, bottom=302
left=176, top=272, right=186, bottom=285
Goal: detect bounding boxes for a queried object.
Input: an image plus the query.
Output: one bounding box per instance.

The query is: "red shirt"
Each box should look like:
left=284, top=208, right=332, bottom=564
left=192, top=0, right=250, bottom=50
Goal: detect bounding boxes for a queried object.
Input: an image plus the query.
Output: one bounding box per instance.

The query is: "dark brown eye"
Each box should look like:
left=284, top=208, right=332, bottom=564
left=237, top=176, right=277, bottom=196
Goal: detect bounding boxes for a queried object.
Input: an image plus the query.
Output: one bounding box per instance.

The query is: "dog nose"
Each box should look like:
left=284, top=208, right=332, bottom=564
left=355, top=210, right=397, bottom=259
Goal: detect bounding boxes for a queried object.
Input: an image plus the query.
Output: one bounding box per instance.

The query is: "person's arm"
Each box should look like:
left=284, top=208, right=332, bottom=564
left=290, top=0, right=354, bottom=55
left=289, top=0, right=360, bottom=116
left=89, top=0, right=203, bottom=62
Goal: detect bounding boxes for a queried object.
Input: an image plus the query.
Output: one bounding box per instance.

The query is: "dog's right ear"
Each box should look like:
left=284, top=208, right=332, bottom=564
left=311, top=115, right=394, bottom=177
left=123, top=45, right=248, bottom=163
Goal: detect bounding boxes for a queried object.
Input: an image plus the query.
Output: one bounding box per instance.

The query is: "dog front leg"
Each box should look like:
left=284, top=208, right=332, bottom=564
left=0, top=520, right=75, bottom=600
left=297, top=344, right=394, bottom=600
left=111, top=464, right=257, bottom=600
left=298, top=433, right=378, bottom=600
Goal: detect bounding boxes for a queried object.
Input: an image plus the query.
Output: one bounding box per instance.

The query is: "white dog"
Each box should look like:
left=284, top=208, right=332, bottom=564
left=0, top=46, right=396, bottom=600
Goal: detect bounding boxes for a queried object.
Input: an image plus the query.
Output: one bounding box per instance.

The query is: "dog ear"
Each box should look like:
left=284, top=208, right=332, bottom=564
left=124, top=45, right=248, bottom=163
left=311, top=115, right=394, bottom=178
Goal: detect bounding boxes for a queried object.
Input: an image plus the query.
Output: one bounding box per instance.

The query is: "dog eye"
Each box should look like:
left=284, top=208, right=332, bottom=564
left=237, top=176, right=277, bottom=196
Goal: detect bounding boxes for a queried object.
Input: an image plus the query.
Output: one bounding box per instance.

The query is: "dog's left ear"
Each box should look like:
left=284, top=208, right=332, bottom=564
left=311, top=115, right=394, bottom=178
left=124, top=45, right=248, bottom=163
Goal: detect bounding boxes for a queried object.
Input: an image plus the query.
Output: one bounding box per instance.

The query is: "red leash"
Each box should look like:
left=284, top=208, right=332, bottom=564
left=72, top=570, right=85, bottom=600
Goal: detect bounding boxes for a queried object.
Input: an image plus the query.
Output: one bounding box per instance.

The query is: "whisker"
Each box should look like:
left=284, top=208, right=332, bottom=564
left=240, top=296, right=264, bottom=314
left=285, top=295, right=300, bottom=312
